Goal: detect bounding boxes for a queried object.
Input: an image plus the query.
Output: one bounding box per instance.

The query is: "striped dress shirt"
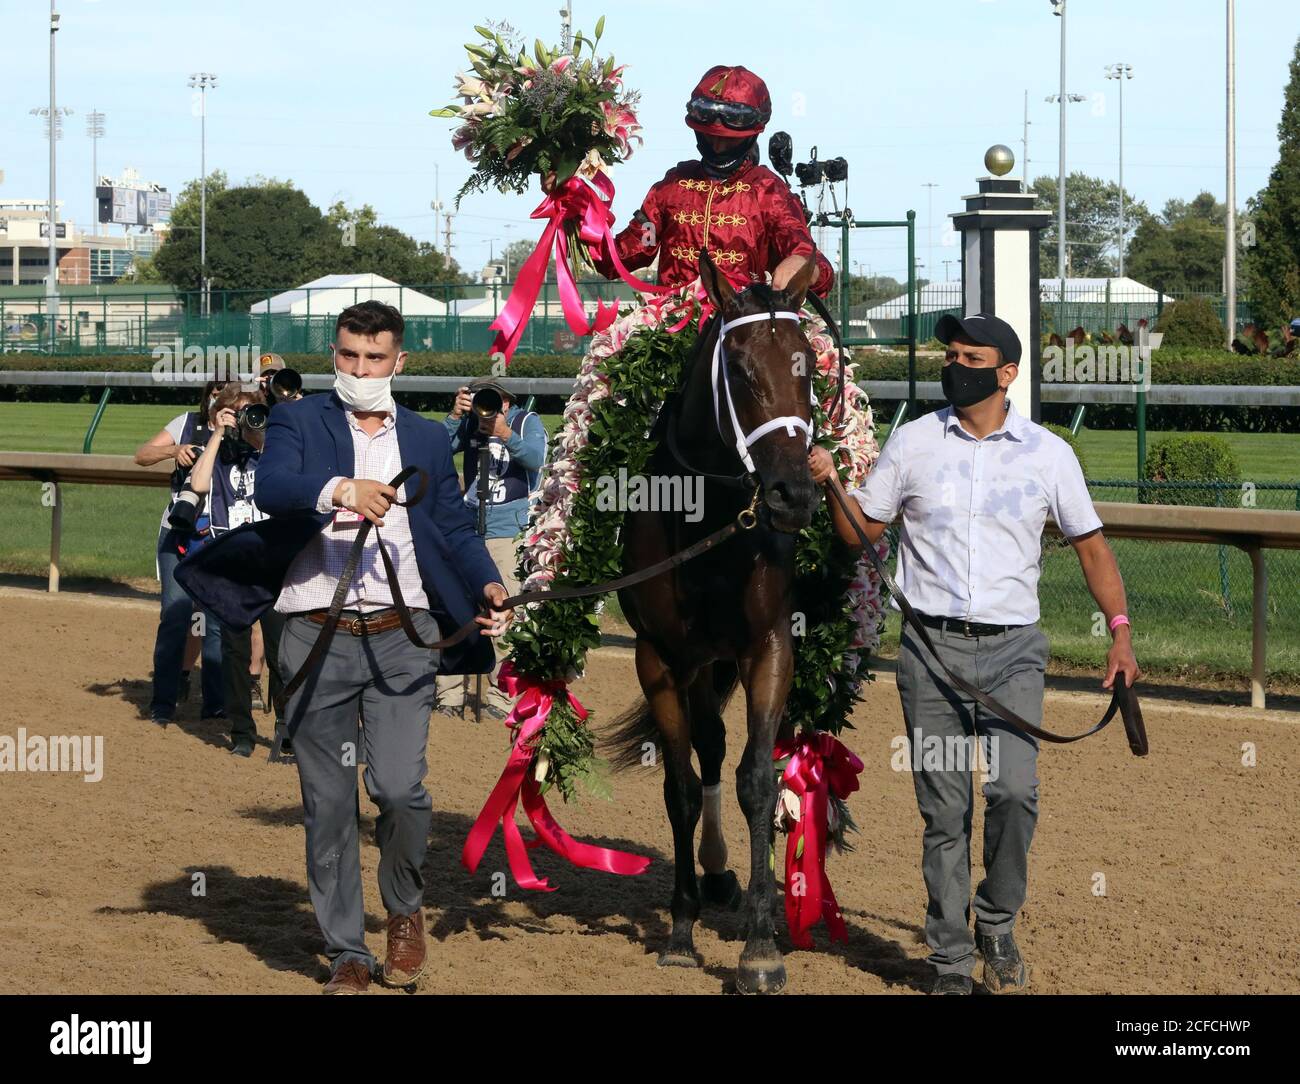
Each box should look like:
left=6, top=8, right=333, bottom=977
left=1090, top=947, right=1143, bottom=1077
left=274, top=408, right=431, bottom=615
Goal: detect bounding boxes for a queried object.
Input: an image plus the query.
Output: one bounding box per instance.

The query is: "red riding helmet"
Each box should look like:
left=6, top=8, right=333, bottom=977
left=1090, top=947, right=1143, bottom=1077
left=685, top=65, right=772, bottom=138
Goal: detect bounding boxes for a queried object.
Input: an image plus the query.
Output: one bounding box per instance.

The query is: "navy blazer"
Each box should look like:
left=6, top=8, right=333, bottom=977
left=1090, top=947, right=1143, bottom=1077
left=174, top=392, right=500, bottom=675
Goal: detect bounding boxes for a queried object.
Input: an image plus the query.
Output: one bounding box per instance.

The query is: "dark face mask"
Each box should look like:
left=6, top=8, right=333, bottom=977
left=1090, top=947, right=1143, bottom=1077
left=941, top=359, right=1004, bottom=409
left=695, top=132, right=758, bottom=178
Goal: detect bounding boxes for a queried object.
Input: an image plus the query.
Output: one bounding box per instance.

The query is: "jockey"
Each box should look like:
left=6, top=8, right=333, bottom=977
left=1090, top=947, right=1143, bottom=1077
left=578, top=64, right=835, bottom=298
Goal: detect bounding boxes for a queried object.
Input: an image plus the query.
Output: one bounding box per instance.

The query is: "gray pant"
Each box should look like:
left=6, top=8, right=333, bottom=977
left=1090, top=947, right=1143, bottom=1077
left=895, top=621, right=1048, bottom=977
left=279, top=610, right=441, bottom=971
left=436, top=535, right=518, bottom=712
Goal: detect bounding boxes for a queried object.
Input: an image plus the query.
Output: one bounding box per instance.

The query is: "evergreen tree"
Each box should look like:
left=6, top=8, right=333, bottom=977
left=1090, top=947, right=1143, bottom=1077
left=1244, top=36, right=1300, bottom=328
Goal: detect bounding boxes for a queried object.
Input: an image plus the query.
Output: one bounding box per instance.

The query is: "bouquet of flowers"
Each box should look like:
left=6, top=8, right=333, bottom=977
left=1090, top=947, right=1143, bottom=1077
left=429, top=17, right=642, bottom=208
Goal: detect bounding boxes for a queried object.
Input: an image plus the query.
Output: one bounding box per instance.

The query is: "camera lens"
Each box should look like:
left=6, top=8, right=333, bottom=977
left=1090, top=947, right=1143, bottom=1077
left=239, top=403, right=270, bottom=431
left=270, top=368, right=302, bottom=400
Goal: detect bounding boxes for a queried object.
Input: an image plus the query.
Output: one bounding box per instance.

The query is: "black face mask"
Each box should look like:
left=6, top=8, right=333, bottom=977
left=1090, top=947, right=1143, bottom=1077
left=695, top=132, right=758, bottom=178
left=941, top=359, right=1004, bottom=409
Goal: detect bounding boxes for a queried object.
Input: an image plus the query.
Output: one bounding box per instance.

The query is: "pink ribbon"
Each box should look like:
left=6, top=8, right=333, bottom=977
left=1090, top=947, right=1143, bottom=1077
left=773, top=732, right=864, bottom=949
left=490, top=172, right=672, bottom=365
left=462, top=661, right=652, bottom=891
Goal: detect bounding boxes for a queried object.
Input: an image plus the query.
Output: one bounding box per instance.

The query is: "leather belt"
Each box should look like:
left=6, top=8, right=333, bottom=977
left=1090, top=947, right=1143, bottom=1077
left=302, top=607, right=421, bottom=637
left=918, top=613, right=1024, bottom=639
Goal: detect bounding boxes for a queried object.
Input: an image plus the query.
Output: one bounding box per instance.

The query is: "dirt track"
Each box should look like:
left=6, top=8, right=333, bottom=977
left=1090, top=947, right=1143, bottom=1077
left=1, top=586, right=1297, bottom=995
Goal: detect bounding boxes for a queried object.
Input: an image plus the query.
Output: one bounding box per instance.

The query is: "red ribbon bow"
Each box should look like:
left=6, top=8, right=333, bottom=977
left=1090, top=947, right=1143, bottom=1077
left=490, top=171, right=673, bottom=365
left=773, top=732, right=864, bottom=949
left=462, top=661, right=651, bottom=891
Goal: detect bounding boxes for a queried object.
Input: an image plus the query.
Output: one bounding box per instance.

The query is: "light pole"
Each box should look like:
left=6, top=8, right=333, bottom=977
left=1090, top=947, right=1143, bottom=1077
left=188, top=72, right=218, bottom=316
left=1051, top=0, right=1069, bottom=326
left=86, top=109, right=104, bottom=239
left=922, top=182, right=938, bottom=293
left=1105, top=63, right=1133, bottom=277
left=42, top=2, right=62, bottom=351
left=1225, top=0, right=1237, bottom=346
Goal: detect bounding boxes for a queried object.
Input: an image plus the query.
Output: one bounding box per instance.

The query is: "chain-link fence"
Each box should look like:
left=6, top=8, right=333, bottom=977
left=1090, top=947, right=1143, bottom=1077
left=0, top=279, right=647, bottom=357
left=877, top=478, right=1300, bottom=682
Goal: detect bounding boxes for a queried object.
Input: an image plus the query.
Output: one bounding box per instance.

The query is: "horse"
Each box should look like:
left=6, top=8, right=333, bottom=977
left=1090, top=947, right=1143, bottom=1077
left=608, top=250, right=824, bottom=994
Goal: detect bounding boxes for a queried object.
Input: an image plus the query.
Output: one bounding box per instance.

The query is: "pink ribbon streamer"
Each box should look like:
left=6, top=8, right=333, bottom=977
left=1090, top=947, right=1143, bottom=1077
left=773, top=732, right=864, bottom=949
left=462, top=661, right=652, bottom=891
left=490, top=172, right=672, bottom=365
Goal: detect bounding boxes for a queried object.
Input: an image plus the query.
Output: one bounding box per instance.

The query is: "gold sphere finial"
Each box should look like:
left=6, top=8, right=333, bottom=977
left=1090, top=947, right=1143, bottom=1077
left=984, top=144, right=1015, bottom=177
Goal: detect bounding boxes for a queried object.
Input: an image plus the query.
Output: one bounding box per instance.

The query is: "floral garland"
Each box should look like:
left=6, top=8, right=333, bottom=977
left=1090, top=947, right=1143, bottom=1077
left=503, top=286, right=887, bottom=805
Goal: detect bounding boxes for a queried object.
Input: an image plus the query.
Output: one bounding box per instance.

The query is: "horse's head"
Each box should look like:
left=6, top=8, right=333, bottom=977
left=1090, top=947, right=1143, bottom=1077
left=698, top=250, right=820, bottom=533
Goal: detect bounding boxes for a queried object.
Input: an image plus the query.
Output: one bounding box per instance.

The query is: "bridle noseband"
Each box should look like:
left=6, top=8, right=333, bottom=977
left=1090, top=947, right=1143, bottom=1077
left=711, top=309, right=813, bottom=476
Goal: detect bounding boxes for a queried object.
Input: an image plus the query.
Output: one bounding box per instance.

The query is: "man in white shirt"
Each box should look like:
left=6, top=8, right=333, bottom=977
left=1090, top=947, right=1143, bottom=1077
left=810, top=312, right=1140, bottom=995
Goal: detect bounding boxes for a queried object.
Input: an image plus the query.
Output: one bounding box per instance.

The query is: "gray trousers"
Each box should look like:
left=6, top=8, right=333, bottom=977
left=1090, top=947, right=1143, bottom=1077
left=279, top=610, right=441, bottom=971
left=895, top=621, right=1048, bottom=977
left=436, top=535, right=518, bottom=712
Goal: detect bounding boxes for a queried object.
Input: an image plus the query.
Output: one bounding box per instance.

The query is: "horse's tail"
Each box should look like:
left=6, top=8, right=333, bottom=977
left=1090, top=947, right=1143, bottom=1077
left=603, top=662, right=741, bottom=773
left=604, top=697, right=661, bottom=773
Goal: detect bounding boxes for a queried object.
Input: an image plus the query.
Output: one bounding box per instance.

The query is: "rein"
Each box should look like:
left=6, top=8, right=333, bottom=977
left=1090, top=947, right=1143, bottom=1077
left=275, top=466, right=762, bottom=717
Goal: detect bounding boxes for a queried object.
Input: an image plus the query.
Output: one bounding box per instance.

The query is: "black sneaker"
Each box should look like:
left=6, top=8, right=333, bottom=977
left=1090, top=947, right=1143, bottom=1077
left=231, top=736, right=255, bottom=758
left=150, top=713, right=172, bottom=728
left=929, top=972, right=973, bottom=995
left=978, top=932, right=1029, bottom=993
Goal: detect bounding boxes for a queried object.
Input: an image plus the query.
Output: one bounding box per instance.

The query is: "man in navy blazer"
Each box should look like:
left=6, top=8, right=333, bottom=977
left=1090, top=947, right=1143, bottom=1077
left=179, top=301, right=512, bottom=994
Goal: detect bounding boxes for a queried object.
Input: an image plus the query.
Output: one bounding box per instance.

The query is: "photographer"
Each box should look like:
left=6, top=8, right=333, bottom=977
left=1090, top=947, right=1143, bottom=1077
left=136, top=379, right=226, bottom=726
left=188, top=383, right=286, bottom=758
left=437, top=379, right=546, bottom=718
left=257, top=353, right=305, bottom=404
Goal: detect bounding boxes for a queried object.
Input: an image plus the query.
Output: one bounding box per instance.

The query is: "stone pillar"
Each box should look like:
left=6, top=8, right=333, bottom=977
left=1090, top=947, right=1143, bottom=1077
left=949, top=150, right=1052, bottom=421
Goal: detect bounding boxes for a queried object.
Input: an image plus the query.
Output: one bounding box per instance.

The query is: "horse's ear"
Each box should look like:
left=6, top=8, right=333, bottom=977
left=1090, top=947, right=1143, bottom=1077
left=783, top=255, right=819, bottom=309
left=699, top=248, right=734, bottom=311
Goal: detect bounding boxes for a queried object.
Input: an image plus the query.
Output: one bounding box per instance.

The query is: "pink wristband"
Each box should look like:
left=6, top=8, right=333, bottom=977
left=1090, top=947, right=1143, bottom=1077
left=1109, top=614, right=1130, bottom=633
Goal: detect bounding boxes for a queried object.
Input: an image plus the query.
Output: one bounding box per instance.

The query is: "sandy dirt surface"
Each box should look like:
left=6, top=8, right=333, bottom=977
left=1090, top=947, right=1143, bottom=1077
left=1, top=586, right=1297, bottom=995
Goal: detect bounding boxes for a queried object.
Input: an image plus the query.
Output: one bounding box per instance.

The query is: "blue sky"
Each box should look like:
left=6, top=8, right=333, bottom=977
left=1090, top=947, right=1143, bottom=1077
left=3, top=0, right=1296, bottom=285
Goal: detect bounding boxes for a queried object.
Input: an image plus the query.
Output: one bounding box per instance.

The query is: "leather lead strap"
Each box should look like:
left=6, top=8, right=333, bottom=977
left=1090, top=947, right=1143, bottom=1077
left=824, top=481, right=1148, bottom=755
left=275, top=465, right=751, bottom=718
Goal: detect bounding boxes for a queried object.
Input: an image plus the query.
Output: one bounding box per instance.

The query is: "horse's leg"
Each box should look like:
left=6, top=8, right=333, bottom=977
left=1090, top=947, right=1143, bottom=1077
left=636, top=639, right=703, bottom=967
left=733, top=642, right=793, bottom=995
left=692, top=663, right=742, bottom=909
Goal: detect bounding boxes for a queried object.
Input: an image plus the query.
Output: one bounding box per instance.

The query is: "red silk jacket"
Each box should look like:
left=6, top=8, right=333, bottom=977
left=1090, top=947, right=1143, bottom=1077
left=592, top=158, right=834, bottom=297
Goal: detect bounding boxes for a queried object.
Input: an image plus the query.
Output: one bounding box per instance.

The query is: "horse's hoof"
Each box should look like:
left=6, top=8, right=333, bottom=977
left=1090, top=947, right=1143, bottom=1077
left=700, top=870, right=743, bottom=911
left=735, top=954, right=787, bottom=995
left=657, top=949, right=701, bottom=969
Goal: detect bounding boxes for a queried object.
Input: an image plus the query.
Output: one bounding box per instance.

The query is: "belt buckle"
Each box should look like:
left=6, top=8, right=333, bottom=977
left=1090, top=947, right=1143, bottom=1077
left=348, top=616, right=366, bottom=636
left=961, top=620, right=976, bottom=637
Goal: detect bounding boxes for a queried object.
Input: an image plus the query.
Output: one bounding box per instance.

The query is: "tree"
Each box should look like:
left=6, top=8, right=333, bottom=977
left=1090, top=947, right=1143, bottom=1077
left=1032, top=172, right=1149, bottom=278
left=1244, top=36, right=1300, bottom=328
left=303, top=201, right=465, bottom=285
left=151, top=180, right=469, bottom=305
left=1125, top=192, right=1228, bottom=292
left=153, top=177, right=326, bottom=308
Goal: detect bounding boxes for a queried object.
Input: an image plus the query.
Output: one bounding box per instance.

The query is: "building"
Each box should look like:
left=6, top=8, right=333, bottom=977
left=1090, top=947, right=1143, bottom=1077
left=0, top=198, right=165, bottom=288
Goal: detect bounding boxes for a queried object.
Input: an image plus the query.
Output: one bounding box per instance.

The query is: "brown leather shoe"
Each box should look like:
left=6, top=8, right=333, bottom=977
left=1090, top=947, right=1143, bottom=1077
left=382, top=909, right=427, bottom=986
left=323, top=959, right=371, bottom=995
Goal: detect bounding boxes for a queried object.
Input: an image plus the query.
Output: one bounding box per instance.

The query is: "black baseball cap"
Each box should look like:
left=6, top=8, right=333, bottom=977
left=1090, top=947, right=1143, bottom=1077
left=935, top=312, right=1022, bottom=366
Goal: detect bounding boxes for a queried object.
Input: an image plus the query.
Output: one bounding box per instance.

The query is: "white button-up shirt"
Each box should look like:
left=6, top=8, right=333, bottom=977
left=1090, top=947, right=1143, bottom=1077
left=274, top=408, right=431, bottom=615
left=851, top=402, right=1102, bottom=626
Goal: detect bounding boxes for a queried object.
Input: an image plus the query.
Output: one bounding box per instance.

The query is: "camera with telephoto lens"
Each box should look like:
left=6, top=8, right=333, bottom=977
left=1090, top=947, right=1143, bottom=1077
left=167, top=430, right=212, bottom=533
left=265, top=367, right=302, bottom=404
left=469, top=384, right=505, bottom=435
left=795, top=157, right=823, bottom=187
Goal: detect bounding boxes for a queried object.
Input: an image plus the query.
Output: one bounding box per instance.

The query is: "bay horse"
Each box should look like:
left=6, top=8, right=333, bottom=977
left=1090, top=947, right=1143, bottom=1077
left=608, top=250, right=823, bottom=994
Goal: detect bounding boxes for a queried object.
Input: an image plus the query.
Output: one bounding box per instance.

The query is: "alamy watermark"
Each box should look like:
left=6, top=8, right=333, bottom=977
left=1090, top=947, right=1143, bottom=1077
left=0, top=728, right=104, bottom=782
left=594, top=468, right=704, bottom=523
left=890, top=729, right=1000, bottom=782
left=150, top=339, right=258, bottom=383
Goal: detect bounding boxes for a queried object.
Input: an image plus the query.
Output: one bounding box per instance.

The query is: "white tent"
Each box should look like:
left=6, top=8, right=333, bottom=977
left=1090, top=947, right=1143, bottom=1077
left=249, top=273, right=447, bottom=316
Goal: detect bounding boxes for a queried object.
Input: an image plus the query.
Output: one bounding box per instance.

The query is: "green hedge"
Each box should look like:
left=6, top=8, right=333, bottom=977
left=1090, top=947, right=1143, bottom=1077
left=3, top=346, right=1297, bottom=430
left=1141, top=434, right=1242, bottom=506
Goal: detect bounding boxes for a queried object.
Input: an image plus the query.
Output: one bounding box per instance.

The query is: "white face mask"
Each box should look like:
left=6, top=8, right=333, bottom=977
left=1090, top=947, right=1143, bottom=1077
left=332, top=350, right=396, bottom=413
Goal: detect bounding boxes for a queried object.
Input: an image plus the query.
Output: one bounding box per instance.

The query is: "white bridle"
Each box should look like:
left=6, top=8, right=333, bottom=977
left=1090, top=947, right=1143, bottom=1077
left=711, top=310, right=812, bottom=476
